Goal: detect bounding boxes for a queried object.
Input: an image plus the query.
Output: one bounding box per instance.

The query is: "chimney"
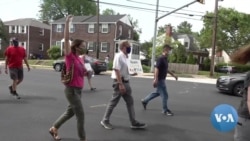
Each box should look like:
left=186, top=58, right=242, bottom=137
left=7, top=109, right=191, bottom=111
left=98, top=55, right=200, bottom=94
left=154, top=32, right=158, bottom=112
left=166, top=24, right=172, bottom=37
left=42, top=20, right=49, bottom=25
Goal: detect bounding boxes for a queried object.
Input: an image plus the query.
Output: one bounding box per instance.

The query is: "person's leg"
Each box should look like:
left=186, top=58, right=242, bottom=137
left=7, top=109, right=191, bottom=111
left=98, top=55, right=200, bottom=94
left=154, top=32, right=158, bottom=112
left=141, top=83, right=161, bottom=109
left=122, top=83, right=147, bottom=129
left=87, top=71, right=96, bottom=90
left=158, top=80, right=173, bottom=115
left=101, top=83, right=121, bottom=129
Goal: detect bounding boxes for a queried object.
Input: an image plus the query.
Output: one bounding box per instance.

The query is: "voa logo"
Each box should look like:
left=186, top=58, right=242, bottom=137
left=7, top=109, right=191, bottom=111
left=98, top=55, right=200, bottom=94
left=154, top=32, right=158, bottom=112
left=210, top=104, right=238, bottom=132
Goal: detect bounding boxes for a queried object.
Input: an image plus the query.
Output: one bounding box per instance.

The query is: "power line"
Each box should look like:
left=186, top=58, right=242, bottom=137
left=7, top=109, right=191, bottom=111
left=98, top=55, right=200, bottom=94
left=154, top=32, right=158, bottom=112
left=89, top=0, right=204, bottom=17
left=127, top=0, right=205, bottom=14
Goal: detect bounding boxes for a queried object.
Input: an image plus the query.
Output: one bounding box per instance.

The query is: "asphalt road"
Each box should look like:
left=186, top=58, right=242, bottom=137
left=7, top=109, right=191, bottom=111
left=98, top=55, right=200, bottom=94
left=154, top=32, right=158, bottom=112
left=0, top=68, right=241, bottom=141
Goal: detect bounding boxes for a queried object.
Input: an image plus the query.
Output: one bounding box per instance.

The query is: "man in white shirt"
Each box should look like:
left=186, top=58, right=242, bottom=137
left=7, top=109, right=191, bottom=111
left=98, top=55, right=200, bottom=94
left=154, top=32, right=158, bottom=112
left=100, top=40, right=147, bottom=130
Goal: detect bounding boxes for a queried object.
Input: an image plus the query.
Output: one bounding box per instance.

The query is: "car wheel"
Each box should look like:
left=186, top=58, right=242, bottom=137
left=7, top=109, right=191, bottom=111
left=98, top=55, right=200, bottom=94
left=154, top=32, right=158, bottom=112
left=233, top=82, right=244, bottom=96
left=54, top=64, right=62, bottom=72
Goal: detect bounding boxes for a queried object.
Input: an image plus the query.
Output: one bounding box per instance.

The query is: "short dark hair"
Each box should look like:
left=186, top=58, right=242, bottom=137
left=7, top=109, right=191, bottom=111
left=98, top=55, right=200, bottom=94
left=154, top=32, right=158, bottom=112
left=163, top=44, right=172, bottom=50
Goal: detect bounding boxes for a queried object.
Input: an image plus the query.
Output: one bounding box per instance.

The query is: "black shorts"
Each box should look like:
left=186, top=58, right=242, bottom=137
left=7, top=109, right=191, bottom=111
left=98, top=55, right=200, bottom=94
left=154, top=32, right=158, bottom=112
left=9, top=68, right=24, bottom=80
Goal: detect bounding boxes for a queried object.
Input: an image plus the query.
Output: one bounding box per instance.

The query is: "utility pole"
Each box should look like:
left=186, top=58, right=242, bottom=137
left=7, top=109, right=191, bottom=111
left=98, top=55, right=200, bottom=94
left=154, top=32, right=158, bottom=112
left=96, top=0, right=100, bottom=59
left=150, top=0, right=159, bottom=72
left=150, top=0, right=202, bottom=72
left=210, top=0, right=219, bottom=77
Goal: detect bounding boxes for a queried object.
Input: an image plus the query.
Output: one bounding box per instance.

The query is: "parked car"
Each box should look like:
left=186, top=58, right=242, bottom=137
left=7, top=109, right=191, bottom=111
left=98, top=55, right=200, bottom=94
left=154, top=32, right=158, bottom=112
left=53, top=56, right=107, bottom=74
left=216, top=73, right=246, bottom=96
left=216, top=66, right=237, bottom=73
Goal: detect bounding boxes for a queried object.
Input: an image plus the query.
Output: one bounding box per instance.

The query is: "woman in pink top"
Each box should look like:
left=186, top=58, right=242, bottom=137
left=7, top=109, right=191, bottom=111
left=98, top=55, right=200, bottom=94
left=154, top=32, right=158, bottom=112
left=49, top=15, right=87, bottom=141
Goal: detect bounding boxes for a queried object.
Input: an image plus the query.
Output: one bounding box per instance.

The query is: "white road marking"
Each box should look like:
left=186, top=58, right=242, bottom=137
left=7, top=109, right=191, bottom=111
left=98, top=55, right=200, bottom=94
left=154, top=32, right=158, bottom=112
left=90, top=104, right=107, bottom=108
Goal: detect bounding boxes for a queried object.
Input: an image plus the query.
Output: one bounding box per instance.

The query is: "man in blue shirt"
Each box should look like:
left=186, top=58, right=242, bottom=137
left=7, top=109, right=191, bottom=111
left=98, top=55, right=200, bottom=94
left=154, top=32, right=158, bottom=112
left=141, top=44, right=178, bottom=116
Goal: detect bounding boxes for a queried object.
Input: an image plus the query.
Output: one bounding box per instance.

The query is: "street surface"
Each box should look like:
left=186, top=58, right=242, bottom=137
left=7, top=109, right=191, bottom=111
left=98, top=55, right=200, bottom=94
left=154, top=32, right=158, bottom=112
left=0, top=68, right=240, bottom=141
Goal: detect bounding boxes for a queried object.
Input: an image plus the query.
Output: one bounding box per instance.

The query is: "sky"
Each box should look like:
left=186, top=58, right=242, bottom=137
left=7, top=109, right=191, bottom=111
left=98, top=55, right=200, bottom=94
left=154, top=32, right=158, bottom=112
left=0, top=0, right=249, bottom=42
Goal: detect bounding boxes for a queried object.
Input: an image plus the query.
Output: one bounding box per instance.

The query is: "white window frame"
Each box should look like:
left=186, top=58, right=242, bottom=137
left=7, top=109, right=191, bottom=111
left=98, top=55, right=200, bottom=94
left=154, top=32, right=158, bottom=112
left=119, top=25, right=122, bottom=35
left=56, top=41, right=61, bottom=47
left=39, top=43, right=44, bottom=51
left=87, top=42, right=94, bottom=51
left=18, top=26, right=27, bottom=34
left=57, top=24, right=63, bottom=32
left=69, top=24, right=75, bottom=33
left=19, top=42, right=27, bottom=50
left=101, top=42, right=108, bottom=52
left=102, top=24, right=109, bottom=33
left=9, top=26, right=17, bottom=33
left=88, top=24, right=94, bottom=33
left=40, top=28, right=44, bottom=36
left=128, top=29, right=131, bottom=39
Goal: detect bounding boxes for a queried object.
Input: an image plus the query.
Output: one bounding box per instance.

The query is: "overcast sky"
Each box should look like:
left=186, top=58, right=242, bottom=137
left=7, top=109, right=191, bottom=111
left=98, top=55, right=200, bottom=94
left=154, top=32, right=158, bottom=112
left=0, top=0, right=249, bottom=42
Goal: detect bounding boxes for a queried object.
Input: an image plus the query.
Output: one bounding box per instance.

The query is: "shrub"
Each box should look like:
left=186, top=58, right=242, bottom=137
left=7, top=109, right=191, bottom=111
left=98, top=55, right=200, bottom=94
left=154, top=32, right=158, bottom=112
left=107, top=61, right=113, bottom=70
left=142, top=65, right=150, bottom=73
left=186, top=53, right=196, bottom=64
left=47, top=46, right=61, bottom=60
left=216, top=62, right=250, bottom=73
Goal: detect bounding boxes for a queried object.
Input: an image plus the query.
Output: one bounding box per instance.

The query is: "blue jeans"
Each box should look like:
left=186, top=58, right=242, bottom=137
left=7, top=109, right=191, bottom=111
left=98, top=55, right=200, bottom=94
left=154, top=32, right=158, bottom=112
left=143, top=79, right=168, bottom=112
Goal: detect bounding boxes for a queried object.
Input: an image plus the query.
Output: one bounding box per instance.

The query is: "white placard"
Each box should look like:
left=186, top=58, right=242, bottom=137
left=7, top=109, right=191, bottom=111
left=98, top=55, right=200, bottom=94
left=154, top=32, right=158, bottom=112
left=127, top=59, right=143, bottom=74
left=85, top=63, right=93, bottom=71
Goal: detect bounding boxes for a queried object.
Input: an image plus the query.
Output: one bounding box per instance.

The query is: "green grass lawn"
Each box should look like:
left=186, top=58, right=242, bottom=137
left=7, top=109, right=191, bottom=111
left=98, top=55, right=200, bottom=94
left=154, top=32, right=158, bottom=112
left=198, top=71, right=228, bottom=78
left=28, top=60, right=54, bottom=66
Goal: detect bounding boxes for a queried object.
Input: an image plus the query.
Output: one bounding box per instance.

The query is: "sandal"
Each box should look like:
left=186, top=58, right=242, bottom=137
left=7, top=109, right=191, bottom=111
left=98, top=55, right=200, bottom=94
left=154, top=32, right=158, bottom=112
left=49, top=127, right=61, bottom=141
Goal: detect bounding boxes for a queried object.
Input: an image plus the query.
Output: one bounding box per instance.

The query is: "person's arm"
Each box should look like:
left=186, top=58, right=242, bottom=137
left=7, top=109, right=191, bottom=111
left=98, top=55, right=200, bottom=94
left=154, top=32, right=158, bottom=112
left=168, top=70, right=178, bottom=80
left=4, top=49, right=9, bottom=74
left=23, top=57, right=30, bottom=71
left=64, top=15, right=73, bottom=56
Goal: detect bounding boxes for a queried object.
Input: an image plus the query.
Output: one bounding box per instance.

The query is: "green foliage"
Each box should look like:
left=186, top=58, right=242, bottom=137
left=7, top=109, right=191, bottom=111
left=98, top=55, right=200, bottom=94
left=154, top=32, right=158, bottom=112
left=47, top=46, right=61, bottom=60
left=39, top=0, right=97, bottom=21
left=177, top=21, right=193, bottom=34
left=203, top=58, right=211, bottom=71
left=102, top=8, right=116, bottom=15
left=0, top=19, right=9, bottom=43
left=175, top=43, right=187, bottom=63
left=0, top=50, right=4, bottom=59
left=142, top=65, right=150, bottom=73
left=108, top=61, right=113, bottom=70
left=199, top=7, right=250, bottom=52
left=186, top=53, right=196, bottom=64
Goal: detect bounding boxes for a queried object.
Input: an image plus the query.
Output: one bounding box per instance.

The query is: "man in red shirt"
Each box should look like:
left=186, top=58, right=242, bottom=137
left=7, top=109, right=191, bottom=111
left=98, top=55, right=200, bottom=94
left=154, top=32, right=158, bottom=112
left=4, top=38, right=30, bottom=99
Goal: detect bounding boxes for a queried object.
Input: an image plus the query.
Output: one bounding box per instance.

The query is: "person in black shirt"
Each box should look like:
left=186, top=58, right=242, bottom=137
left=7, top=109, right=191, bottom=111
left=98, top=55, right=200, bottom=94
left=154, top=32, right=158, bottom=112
left=141, top=44, right=178, bottom=116
left=231, top=46, right=250, bottom=141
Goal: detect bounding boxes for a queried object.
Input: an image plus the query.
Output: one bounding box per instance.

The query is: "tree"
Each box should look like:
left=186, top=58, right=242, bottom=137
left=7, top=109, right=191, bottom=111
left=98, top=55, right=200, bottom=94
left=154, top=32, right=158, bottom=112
left=157, top=24, right=176, bottom=36
left=102, top=8, right=117, bottom=15
left=39, top=0, right=97, bottom=21
left=0, top=19, right=9, bottom=43
left=177, top=21, right=193, bottom=34
left=47, top=46, right=61, bottom=60
left=199, top=7, right=250, bottom=53
left=128, top=14, right=141, bottom=41
left=186, top=53, right=196, bottom=64
left=141, top=41, right=152, bottom=59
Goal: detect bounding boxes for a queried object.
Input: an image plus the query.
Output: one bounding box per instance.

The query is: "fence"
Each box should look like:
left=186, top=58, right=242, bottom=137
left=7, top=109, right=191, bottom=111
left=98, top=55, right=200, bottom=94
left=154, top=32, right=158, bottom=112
left=168, top=63, right=199, bottom=74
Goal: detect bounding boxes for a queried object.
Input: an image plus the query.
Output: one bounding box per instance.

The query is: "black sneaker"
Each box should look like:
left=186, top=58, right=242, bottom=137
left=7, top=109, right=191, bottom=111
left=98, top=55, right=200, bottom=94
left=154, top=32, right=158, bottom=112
left=90, top=88, right=96, bottom=91
left=100, top=121, right=113, bottom=130
left=141, top=99, right=147, bottom=110
left=163, top=110, right=174, bottom=116
left=131, top=122, right=147, bottom=129
left=9, top=86, right=14, bottom=94
left=13, top=92, right=21, bottom=100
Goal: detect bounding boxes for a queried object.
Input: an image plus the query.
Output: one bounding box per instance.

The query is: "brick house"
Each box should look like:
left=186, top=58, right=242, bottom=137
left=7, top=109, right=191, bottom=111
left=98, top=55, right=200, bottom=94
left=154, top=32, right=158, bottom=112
left=2, top=18, right=50, bottom=59
left=51, top=15, right=135, bottom=60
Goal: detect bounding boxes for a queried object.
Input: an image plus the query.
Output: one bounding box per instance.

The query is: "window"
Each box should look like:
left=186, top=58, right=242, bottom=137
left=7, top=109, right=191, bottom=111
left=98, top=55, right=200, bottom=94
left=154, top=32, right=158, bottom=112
left=184, top=42, right=188, bottom=47
left=87, top=42, right=94, bottom=51
left=88, top=24, right=94, bottom=33
left=18, top=26, right=26, bottom=33
left=39, top=43, right=44, bottom=51
left=40, top=28, right=44, bottom=36
left=115, top=43, right=119, bottom=53
left=19, top=42, right=26, bottom=50
left=56, top=24, right=63, bottom=32
left=101, top=42, right=108, bottom=52
left=9, top=26, right=17, bottom=33
left=56, top=41, right=61, bottom=47
left=69, top=24, right=75, bottom=33
left=119, top=25, right=122, bottom=35
left=128, top=29, right=131, bottom=38
left=102, top=24, right=109, bottom=33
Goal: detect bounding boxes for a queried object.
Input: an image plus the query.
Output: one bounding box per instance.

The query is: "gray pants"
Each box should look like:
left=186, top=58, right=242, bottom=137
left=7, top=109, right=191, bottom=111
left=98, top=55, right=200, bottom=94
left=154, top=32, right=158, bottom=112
left=102, top=82, right=137, bottom=125
left=53, top=86, right=85, bottom=140
left=234, top=117, right=250, bottom=141
left=9, top=68, right=23, bottom=80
